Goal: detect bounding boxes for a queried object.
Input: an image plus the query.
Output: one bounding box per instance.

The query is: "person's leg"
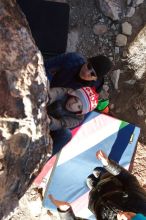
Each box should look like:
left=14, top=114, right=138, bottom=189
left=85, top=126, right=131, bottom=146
left=51, top=129, right=72, bottom=156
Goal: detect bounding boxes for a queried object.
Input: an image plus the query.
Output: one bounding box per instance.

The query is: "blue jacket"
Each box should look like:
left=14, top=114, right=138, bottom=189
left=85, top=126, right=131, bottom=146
left=44, top=52, right=103, bottom=92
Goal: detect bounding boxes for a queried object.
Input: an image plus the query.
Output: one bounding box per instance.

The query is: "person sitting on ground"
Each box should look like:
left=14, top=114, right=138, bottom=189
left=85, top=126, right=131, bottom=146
left=44, top=52, right=113, bottom=92
left=47, top=86, right=98, bottom=155
left=48, top=150, right=146, bottom=220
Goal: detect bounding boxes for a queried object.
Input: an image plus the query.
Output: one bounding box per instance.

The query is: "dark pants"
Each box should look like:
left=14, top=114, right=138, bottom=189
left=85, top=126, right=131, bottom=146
left=50, top=128, right=72, bottom=156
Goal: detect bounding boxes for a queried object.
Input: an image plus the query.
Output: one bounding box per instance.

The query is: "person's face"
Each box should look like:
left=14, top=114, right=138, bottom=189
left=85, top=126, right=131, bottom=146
left=117, top=211, right=136, bottom=220
left=65, top=96, right=82, bottom=113
left=79, top=63, right=97, bottom=81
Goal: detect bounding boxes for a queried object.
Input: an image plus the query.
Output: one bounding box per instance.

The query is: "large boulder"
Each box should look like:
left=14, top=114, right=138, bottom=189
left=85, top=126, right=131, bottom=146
left=128, top=25, right=146, bottom=80
left=0, top=0, right=52, bottom=219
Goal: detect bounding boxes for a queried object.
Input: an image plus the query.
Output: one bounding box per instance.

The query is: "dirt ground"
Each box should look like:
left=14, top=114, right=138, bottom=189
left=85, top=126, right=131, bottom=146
left=9, top=0, right=146, bottom=219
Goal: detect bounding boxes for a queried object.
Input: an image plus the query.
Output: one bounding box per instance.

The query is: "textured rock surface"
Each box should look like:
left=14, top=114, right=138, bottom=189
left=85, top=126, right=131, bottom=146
left=0, top=0, right=51, bottom=219
left=98, top=0, right=124, bottom=20
left=122, top=22, right=132, bottom=35
left=110, top=69, right=121, bottom=90
left=116, top=34, right=128, bottom=46
left=126, top=6, right=135, bottom=17
left=128, top=25, right=146, bottom=79
left=133, top=0, right=145, bottom=6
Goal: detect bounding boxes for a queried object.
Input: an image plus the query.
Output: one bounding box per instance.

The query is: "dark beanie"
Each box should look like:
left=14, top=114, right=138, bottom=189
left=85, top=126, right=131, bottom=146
left=88, top=55, right=112, bottom=79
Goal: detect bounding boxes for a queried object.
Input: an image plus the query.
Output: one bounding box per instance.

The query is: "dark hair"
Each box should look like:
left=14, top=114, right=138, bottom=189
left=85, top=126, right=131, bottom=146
left=93, top=191, right=129, bottom=220
left=96, top=204, right=120, bottom=220
left=88, top=55, right=113, bottom=79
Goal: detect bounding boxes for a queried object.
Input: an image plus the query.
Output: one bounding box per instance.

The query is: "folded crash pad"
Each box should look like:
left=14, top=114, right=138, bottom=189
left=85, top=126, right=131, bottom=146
left=34, top=112, right=140, bottom=219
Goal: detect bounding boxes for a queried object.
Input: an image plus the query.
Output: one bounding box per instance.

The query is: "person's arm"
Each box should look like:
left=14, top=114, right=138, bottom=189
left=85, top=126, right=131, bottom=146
left=44, top=52, right=85, bottom=75
left=44, top=53, right=67, bottom=74
left=96, top=150, right=141, bottom=190
left=57, top=207, right=77, bottom=220
left=49, top=115, right=83, bottom=131
left=96, top=150, right=122, bottom=175
left=49, top=117, right=62, bottom=131
left=48, top=195, right=77, bottom=220
left=49, top=87, right=73, bottom=104
left=61, top=115, right=83, bottom=130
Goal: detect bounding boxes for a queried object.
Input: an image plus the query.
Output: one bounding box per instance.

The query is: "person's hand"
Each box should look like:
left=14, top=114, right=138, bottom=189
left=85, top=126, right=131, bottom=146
left=96, top=150, right=109, bottom=166
left=48, top=194, right=71, bottom=211
left=117, top=211, right=136, bottom=220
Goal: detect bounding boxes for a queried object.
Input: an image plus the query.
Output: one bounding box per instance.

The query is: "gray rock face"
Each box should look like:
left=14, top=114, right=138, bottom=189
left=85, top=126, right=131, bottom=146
left=124, top=79, right=136, bottom=85
left=110, top=69, right=121, bottom=90
left=128, top=25, right=146, bottom=118
left=127, top=0, right=132, bottom=5
left=98, top=0, right=124, bottom=20
left=128, top=25, right=146, bottom=79
left=126, top=6, right=135, bottom=17
left=0, top=0, right=51, bottom=219
left=133, top=0, right=144, bottom=7
left=67, top=30, right=79, bottom=52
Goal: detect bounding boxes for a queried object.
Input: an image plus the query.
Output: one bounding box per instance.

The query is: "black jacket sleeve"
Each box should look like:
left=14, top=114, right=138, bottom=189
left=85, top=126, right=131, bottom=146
left=104, top=159, right=145, bottom=193
left=57, top=207, right=86, bottom=220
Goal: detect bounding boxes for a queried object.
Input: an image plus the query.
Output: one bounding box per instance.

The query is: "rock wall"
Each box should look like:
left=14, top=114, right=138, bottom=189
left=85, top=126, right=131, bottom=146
left=0, top=0, right=51, bottom=218
left=128, top=25, right=146, bottom=79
